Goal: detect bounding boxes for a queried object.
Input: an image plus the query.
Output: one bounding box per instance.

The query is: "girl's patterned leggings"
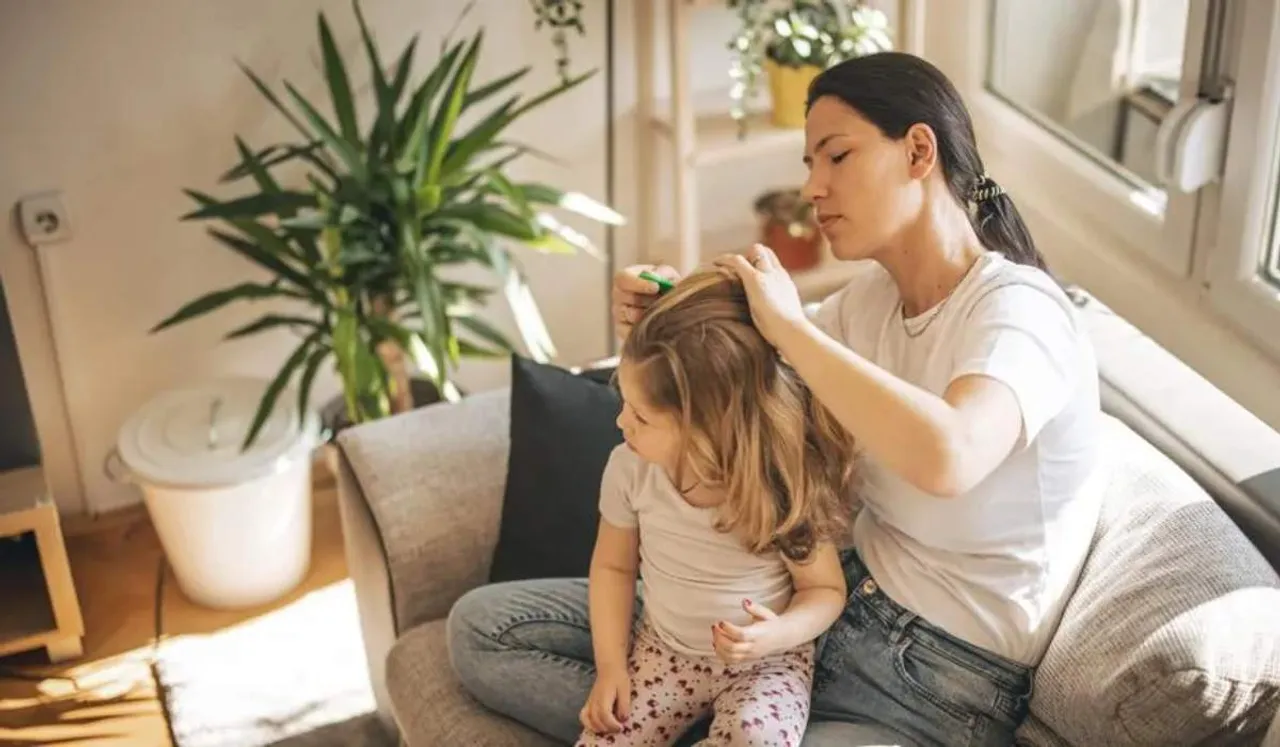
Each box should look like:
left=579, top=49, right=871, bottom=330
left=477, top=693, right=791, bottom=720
left=575, top=622, right=815, bottom=747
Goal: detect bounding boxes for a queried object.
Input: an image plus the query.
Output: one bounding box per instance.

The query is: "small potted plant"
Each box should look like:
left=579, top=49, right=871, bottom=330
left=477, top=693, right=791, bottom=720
left=753, top=188, right=821, bottom=271
left=727, top=0, right=892, bottom=131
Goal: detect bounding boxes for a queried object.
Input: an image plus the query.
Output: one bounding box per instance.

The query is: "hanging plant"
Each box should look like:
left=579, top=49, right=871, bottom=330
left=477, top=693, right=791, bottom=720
left=531, top=0, right=587, bottom=83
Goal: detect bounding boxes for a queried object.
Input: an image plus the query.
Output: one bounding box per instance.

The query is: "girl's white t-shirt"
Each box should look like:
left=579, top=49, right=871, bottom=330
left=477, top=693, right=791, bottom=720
left=598, top=444, right=795, bottom=657
left=812, top=251, right=1105, bottom=665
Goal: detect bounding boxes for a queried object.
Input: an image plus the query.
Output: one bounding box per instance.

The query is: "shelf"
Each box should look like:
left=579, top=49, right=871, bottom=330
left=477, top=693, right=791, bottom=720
left=650, top=90, right=806, bottom=168
left=0, top=464, right=84, bottom=662
left=635, top=0, right=860, bottom=313
left=0, top=531, right=58, bottom=655
left=0, top=466, right=46, bottom=515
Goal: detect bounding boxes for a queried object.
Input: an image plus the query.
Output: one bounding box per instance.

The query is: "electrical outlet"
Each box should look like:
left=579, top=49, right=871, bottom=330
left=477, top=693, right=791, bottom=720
left=17, top=191, right=73, bottom=246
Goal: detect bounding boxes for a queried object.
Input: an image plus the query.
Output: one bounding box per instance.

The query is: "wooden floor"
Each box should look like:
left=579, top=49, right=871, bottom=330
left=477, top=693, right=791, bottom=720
left=0, top=471, right=347, bottom=746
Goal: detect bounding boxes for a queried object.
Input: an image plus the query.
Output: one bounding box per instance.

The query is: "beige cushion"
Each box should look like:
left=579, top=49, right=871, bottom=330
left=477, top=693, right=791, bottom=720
left=385, top=619, right=557, bottom=747
left=1018, top=415, right=1280, bottom=746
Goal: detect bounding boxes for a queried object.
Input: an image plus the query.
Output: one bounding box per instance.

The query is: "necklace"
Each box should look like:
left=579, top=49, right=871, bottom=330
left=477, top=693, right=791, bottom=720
left=899, top=254, right=986, bottom=338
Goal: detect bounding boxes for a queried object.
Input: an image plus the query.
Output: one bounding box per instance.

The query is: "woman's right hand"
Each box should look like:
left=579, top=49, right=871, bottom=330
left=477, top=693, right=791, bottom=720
left=579, top=666, right=632, bottom=735
left=612, top=264, right=681, bottom=342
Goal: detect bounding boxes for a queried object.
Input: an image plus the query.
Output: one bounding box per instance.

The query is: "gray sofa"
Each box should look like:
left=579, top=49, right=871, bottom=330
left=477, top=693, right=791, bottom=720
left=334, top=296, right=1280, bottom=746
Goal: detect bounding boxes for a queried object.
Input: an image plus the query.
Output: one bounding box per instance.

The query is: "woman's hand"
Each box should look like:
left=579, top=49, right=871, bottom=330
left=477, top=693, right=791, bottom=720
left=713, top=244, right=807, bottom=348
left=580, top=665, right=632, bottom=735
left=612, top=264, right=681, bottom=342
left=711, top=599, right=784, bottom=664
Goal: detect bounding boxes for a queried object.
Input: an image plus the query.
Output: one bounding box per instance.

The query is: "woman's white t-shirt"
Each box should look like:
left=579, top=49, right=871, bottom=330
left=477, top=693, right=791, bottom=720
left=812, top=251, right=1105, bottom=666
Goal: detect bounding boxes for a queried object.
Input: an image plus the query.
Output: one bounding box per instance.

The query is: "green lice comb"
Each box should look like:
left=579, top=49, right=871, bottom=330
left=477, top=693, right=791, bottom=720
left=638, top=270, right=675, bottom=294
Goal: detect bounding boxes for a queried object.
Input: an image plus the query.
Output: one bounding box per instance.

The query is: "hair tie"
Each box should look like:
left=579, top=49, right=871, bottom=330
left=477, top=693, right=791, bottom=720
left=971, top=174, right=1005, bottom=203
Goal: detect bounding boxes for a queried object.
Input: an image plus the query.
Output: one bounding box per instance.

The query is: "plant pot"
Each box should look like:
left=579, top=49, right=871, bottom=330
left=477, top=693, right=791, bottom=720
left=317, top=377, right=446, bottom=439
left=316, top=377, right=450, bottom=479
left=110, top=377, right=320, bottom=610
left=762, top=220, right=822, bottom=272
left=765, top=59, right=823, bottom=129
left=754, top=189, right=822, bottom=272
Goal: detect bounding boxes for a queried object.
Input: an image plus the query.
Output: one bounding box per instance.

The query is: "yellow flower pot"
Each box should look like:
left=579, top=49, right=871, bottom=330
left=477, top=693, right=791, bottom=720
left=765, top=59, right=823, bottom=129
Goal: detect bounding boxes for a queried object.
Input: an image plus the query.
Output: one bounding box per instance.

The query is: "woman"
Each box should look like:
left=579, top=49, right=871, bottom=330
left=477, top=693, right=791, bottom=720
left=448, top=51, right=1103, bottom=746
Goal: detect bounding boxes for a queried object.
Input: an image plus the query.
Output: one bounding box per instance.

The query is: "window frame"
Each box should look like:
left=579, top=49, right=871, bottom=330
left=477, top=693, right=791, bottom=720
left=1202, top=0, right=1280, bottom=361
left=902, top=0, right=1280, bottom=425
left=909, top=0, right=1280, bottom=357
left=918, top=0, right=1209, bottom=280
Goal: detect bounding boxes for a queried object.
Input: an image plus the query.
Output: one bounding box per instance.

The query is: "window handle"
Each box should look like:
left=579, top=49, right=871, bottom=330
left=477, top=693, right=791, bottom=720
left=1155, top=95, right=1231, bottom=193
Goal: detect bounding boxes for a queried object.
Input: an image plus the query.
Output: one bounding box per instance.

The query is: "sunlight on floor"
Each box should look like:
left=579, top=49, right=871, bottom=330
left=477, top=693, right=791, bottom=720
left=32, top=649, right=156, bottom=701
left=0, top=646, right=166, bottom=746
left=1, top=477, right=348, bottom=746
left=155, top=578, right=377, bottom=747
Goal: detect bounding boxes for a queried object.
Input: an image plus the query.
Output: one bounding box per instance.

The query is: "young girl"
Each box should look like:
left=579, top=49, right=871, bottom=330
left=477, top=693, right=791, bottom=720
left=576, top=270, right=860, bottom=747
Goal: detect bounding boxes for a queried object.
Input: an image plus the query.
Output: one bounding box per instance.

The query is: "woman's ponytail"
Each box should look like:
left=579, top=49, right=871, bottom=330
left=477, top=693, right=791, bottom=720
left=970, top=176, right=1048, bottom=272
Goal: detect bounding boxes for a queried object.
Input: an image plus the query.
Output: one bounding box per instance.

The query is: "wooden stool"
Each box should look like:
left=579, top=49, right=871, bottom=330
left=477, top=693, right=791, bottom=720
left=0, top=466, right=84, bottom=663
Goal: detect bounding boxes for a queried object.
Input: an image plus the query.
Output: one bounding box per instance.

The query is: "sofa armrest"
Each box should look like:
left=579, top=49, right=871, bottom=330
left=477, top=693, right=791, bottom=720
left=336, top=388, right=511, bottom=634
left=1078, top=292, right=1280, bottom=569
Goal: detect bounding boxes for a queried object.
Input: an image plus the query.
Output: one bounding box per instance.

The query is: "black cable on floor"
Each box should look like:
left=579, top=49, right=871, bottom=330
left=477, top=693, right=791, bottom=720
left=149, top=556, right=180, bottom=747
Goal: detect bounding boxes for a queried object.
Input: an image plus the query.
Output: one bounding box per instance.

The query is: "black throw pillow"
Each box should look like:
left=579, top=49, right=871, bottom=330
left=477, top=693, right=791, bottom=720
left=489, top=356, right=624, bottom=583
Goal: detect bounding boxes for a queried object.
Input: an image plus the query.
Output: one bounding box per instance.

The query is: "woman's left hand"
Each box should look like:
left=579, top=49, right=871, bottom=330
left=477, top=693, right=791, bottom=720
left=714, top=244, right=806, bottom=347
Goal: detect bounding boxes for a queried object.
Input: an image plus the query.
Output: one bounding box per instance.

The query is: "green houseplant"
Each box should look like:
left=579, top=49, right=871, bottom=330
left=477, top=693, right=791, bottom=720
left=152, top=1, right=622, bottom=449
left=726, top=0, right=892, bottom=131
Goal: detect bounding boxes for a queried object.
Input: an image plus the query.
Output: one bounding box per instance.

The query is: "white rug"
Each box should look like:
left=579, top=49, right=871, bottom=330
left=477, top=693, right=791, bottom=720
left=155, top=580, right=391, bottom=747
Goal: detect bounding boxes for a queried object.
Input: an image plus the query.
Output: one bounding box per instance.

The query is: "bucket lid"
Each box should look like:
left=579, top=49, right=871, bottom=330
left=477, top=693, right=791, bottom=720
left=117, top=377, right=318, bottom=489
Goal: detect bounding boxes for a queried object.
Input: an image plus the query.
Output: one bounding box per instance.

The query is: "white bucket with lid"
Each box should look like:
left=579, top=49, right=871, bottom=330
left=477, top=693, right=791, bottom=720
left=110, top=376, right=321, bottom=609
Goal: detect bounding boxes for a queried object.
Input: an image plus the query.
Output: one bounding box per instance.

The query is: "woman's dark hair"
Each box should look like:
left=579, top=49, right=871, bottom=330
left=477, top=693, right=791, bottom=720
left=807, top=51, right=1047, bottom=271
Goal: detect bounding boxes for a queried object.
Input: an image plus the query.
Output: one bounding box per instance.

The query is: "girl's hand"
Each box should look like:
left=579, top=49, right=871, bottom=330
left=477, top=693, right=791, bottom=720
left=711, top=599, right=784, bottom=664
left=612, top=264, right=681, bottom=341
left=713, top=244, right=806, bottom=348
left=580, top=666, right=632, bottom=735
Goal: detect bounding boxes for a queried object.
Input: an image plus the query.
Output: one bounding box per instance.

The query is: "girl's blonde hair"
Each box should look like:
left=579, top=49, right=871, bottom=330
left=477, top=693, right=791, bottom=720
left=620, top=269, right=860, bottom=562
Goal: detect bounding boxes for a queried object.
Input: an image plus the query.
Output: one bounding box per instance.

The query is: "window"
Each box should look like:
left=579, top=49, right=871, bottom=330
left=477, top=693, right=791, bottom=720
left=1197, top=0, right=1280, bottom=359
left=915, top=0, right=1280, bottom=365
left=986, top=0, right=1187, bottom=200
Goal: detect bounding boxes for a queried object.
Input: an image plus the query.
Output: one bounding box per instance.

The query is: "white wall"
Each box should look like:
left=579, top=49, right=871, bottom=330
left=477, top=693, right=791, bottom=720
left=0, top=0, right=836, bottom=515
